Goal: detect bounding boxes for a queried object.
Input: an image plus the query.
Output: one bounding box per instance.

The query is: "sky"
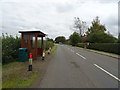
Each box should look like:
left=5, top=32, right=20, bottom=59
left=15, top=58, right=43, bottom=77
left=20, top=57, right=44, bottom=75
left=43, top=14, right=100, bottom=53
left=0, top=0, right=119, bottom=39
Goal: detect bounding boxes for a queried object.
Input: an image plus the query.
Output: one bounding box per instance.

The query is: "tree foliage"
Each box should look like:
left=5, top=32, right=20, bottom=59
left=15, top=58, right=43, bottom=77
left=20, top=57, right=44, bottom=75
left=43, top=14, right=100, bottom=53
left=86, top=16, right=117, bottom=43
left=69, top=32, right=81, bottom=46
left=44, top=40, right=54, bottom=50
left=87, top=16, right=106, bottom=34
left=2, top=33, right=21, bottom=64
left=117, top=33, right=120, bottom=43
left=88, top=43, right=119, bottom=55
left=87, top=31, right=117, bottom=43
left=46, top=38, right=54, bottom=42
left=55, top=36, right=66, bottom=43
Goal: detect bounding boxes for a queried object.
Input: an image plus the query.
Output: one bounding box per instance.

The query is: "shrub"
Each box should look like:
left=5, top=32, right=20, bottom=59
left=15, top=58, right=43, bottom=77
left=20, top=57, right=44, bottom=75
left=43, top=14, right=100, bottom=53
left=2, top=33, right=54, bottom=64
left=87, top=43, right=119, bottom=55
left=44, top=41, right=54, bottom=50
left=87, top=32, right=117, bottom=43
left=38, top=40, right=54, bottom=50
left=77, top=43, right=86, bottom=48
left=2, top=33, right=21, bottom=64
left=0, top=37, right=1, bottom=63
left=69, top=32, right=81, bottom=46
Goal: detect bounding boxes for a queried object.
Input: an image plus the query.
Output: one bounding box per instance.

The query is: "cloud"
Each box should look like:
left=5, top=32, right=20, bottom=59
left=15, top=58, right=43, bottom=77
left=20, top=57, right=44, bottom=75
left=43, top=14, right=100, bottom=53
left=0, top=0, right=119, bottom=39
left=97, top=0, right=119, bottom=3
left=55, top=3, right=74, bottom=13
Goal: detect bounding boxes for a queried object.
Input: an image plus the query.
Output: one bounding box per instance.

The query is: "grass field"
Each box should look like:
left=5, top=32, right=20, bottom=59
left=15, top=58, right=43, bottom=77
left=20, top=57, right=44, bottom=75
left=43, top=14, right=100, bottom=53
left=2, top=45, right=57, bottom=88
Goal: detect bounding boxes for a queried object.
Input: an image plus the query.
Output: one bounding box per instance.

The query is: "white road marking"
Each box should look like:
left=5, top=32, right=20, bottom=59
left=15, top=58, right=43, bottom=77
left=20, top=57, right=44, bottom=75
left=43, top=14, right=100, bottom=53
left=94, top=64, right=120, bottom=82
left=76, top=53, right=86, bottom=59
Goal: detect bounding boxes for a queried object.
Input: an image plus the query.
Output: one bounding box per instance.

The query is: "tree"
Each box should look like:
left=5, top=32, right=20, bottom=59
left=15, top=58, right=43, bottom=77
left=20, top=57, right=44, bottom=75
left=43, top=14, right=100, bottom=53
left=55, top=36, right=66, bottom=43
left=46, top=38, right=54, bottom=42
left=2, top=33, right=21, bottom=64
left=117, top=33, right=120, bottom=43
left=87, top=31, right=117, bottom=43
left=73, top=17, right=87, bottom=37
left=118, top=39, right=120, bottom=43
left=87, top=16, right=106, bottom=35
left=86, top=16, right=116, bottom=43
left=69, top=32, right=81, bottom=46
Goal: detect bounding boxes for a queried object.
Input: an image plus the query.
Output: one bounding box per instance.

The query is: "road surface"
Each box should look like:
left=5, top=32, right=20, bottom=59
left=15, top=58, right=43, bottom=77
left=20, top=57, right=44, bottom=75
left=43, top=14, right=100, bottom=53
left=39, top=44, right=119, bottom=88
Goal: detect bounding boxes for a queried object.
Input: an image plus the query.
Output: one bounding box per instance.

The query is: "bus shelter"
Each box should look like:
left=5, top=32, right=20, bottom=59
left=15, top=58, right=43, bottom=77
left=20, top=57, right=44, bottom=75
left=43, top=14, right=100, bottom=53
left=19, top=31, right=46, bottom=60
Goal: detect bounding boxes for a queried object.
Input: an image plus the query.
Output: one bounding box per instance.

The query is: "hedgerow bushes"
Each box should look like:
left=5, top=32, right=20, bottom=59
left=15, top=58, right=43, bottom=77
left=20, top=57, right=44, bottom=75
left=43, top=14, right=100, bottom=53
left=44, top=41, right=54, bottom=50
left=38, top=40, right=54, bottom=50
left=77, top=42, right=120, bottom=55
left=77, top=43, right=86, bottom=48
left=2, top=33, right=54, bottom=64
left=0, top=37, right=2, bottom=63
left=87, top=43, right=119, bottom=55
left=2, top=33, right=21, bottom=64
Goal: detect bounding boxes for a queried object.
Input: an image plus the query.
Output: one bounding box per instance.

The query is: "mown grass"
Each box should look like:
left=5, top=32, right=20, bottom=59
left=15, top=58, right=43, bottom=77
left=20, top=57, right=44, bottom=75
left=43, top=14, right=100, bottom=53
left=50, top=45, right=57, bottom=54
left=3, top=73, right=38, bottom=88
left=2, top=45, right=57, bottom=88
left=2, top=62, right=39, bottom=88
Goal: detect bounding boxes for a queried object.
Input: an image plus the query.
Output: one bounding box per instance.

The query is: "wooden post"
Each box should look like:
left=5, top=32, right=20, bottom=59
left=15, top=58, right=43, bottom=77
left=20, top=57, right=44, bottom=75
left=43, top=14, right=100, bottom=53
left=28, top=34, right=31, bottom=50
left=35, top=34, right=38, bottom=59
left=41, top=37, right=44, bottom=56
left=21, top=34, right=24, bottom=48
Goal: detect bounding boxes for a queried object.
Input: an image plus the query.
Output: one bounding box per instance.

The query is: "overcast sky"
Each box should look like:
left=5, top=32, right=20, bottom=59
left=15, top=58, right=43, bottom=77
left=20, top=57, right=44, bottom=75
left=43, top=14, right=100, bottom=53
left=0, top=0, right=119, bottom=39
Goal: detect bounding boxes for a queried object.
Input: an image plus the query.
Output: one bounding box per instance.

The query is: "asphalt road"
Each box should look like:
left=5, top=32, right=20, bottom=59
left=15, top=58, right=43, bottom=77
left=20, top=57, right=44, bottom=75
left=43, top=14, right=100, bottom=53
left=39, top=44, right=119, bottom=88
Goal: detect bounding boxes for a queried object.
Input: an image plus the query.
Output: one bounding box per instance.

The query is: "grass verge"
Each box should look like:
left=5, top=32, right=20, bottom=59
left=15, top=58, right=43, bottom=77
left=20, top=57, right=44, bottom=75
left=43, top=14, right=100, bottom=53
left=50, top=45, right=57, bottom=54
left=2, top=62, right=39, bottom=88
left=2, top=45, right=57, bottom=88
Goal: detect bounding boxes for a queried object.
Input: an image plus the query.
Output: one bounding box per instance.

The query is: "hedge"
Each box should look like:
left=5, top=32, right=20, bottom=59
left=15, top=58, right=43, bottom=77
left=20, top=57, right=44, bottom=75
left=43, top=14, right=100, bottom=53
left=87, top=43, right=120, bottom=55
left=2, top=34, right=21, bottom=64
left=38, top=40, right=54, bottom=50
left=77, top=43, right=86, bottom=48
left=44, top=41, right=54, bottom=50
left=2, top=34, right=54, bottom=64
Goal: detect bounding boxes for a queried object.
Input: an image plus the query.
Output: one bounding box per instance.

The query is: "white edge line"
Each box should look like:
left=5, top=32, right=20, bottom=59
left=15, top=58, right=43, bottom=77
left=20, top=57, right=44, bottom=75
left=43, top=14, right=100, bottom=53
left=76, top=53, right=86, bottom=59
left=94, top=64, right=120, bottom=82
